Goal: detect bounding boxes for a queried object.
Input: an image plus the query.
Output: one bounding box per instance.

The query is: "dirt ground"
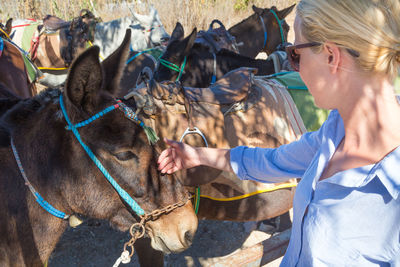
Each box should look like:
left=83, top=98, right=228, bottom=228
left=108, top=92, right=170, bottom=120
left=48, top=218, right=284, bottom=267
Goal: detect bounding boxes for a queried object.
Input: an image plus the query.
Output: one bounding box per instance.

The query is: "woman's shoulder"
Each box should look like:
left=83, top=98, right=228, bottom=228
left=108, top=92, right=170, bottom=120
left=314, top=109, right=343, bottom=137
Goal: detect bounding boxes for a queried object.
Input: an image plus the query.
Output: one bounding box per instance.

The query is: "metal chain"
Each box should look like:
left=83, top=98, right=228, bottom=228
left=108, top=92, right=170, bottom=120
left=122, top=193, right=191, bottom=257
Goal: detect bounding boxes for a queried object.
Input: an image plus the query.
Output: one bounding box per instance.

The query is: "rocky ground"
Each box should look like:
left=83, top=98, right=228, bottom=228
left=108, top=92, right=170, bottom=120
left=48, top=217, right=285, bottom=267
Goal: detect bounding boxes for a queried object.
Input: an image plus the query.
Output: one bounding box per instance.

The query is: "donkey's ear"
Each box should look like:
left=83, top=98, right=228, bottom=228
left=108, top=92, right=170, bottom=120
left=65, top=46, right=102, bottom=112
left=252, top=5, right=264, bottom=16
left=278, top=4, right=296, bottom=19
left=182, top=27, right=197, bottom=56
left=170, top=22, right=184, bottom=41
left=5, top=18, right=12, bottom=35
left=101, top=29, right=131, bottom=95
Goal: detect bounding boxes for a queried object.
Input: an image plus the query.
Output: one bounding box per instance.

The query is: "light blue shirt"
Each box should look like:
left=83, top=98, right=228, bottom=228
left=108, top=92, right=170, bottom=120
left=230, top=110, right=400, bottom=266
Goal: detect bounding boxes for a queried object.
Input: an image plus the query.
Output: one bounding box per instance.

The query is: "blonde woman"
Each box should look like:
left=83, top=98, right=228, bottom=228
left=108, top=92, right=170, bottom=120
left=158, top=0, right=400, bottom=265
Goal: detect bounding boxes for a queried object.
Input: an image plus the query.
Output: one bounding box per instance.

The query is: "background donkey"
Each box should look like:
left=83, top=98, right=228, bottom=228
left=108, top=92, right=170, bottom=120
left=0, top=20, right=37, bottom=98
left=93, top=5, right=170, bottom=59
left=153, top=23, right=277, bottom=87
left=229, top=4, right=295, bottom=58
left=0, top=30, right=197, bottom=267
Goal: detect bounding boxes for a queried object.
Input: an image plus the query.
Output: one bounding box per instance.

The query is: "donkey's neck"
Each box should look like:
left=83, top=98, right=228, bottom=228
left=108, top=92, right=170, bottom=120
left=3, top=139, right=69, bottom=263
left=94, top=17, right=133, bottom=58
left=228, top=13, right=264, bottom=58
left=217, top=51, right=274, bottom=76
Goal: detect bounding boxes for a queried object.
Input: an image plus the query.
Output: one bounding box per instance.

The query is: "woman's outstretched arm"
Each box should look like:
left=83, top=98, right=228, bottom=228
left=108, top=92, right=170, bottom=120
left=157, top=138, right=233, bottom=174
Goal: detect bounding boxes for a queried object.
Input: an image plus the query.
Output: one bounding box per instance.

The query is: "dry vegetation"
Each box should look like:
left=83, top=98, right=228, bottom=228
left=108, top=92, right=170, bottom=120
left=1, top=0, right=297, bottom=38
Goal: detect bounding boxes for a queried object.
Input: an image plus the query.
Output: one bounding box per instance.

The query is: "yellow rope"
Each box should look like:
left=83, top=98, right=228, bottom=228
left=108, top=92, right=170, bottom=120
left=38, top=66, right=68, bottom=70
left=0, top=28, right=11, bottom=40
left=37, top=40, right=104, bottom=71
left=191, top=182, right=297, bottom=202
left=87, top=40, right=104, bottom=60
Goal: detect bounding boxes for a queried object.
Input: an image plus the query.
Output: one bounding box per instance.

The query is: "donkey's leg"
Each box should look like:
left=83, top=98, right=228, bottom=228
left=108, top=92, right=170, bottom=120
left=134, top=237, right=164, bottom=267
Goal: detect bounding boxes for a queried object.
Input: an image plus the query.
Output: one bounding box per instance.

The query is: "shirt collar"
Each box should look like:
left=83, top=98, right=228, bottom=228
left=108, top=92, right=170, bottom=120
left=320, top=111, right=400, bottom=199
left=373, top=146, right=400, bottom=199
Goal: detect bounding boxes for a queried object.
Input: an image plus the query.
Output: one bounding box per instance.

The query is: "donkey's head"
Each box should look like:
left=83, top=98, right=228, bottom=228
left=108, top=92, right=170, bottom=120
left=252, top=4, right=295, bottom=54
left=0, top=18, right=12, bottom=39
left=130, top=6, right=170, bottom=48
left=61, top=29, right=197, bottom=253
left=153, top=22, right=201, bottom=84
left=153, top=22, right=275, bottom=87
left=65, top=11, right=99, bottom=64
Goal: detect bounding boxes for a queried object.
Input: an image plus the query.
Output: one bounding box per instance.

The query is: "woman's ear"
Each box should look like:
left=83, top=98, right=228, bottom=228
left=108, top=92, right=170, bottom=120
left=324, top=42, right=341, bottom=74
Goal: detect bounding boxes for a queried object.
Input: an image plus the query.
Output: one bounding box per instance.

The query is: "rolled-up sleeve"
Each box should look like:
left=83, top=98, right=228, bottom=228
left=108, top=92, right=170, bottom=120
left=230, top=110, right=335, bottom=183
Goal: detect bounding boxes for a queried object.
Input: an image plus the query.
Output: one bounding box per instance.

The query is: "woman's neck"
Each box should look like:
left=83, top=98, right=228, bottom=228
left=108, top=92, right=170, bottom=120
left=338, top=75, right=400, bottom=156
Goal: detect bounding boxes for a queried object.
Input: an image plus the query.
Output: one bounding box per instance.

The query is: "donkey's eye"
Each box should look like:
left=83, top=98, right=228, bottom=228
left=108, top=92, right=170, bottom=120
left=114, top=151, right=138, bottom=161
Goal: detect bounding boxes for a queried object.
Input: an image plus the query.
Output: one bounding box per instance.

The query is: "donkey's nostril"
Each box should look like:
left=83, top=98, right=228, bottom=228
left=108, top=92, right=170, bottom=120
left=184, top=230, right=195, bottom=245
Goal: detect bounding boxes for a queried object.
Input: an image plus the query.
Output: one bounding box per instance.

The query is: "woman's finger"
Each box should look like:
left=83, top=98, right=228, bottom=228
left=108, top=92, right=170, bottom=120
left=158, top=150, right=174, bottom=170
left=157, top=147, right=171, bottom=164
left=161, top=161, right=178, bottom=174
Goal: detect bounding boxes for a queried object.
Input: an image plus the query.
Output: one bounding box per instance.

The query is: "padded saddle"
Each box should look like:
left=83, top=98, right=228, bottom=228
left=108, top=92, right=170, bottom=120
left=183, top=67, right=257, bottom=104
left=130, top=67, right=257, bottom=114
left=195, top=20, right=239, bottom=53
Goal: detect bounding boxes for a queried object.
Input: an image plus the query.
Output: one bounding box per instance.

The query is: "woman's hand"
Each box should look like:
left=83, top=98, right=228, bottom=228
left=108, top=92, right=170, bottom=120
left=157, top=138, right=200, bottom=174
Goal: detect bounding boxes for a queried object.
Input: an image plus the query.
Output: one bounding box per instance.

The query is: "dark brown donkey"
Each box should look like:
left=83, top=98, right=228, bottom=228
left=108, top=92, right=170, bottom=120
left=0, top=30, right=197, bottom=267
left=0, top=19, right=36, bottom=98
left=228, top=4, right=295, bottom=58
left=153, top=23, right=276, bottom=87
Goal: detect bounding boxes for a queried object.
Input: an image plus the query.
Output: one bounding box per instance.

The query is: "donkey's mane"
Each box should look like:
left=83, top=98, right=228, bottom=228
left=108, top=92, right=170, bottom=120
left=1, top=88, right=61, bottom=124
left=217, top=48, right=255, bottom=60
left=189, top=43, right=255, bottom=61
left=232, top=10, right=259, bottom=26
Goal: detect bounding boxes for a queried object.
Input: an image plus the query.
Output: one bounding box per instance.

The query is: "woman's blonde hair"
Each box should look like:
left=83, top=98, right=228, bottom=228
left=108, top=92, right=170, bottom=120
left=297, top=0, right=400, bottom=79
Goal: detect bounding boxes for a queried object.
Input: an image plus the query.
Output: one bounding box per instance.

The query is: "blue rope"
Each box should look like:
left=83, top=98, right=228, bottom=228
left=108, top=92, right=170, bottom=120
left=66, top=105, right=118, bottom=129
left=126, top=47, right=163, bottom=64
left=258, top=15, right=268, bottom=49
left=59, top=95, right=145, bottom=216
left=11, top=138, right=68, bottom=219
left=127, top=48, right=154, bottom=64
left=287, top=86, right=308, bottom=90
left=0, top=38, right=3, bottom=57
left=35, top=193, right=68, bottom=218
left=211, top=75, right=216, bottom=84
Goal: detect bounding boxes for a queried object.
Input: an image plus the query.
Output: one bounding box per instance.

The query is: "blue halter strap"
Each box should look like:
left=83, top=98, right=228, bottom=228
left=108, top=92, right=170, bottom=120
left=0, top=38, right=4, bottom=58
left=11, top=138, right=69, bottom=219
left=127, top=47, right=162, bottom=65
left=258, top=9, right=287, bottom=50
left=257, top=15, right=268, bottom=49
left=59, top=94, right=147, bottom=216
left=269, top=9, right=286, bottom=44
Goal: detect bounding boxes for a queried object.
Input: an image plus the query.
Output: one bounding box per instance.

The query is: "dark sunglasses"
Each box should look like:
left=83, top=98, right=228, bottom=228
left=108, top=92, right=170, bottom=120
left=285, top=42, right=360, bottom=72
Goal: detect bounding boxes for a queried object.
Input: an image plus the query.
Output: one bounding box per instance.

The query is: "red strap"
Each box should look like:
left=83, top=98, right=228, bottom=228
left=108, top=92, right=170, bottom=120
left=30, top=36, right=40, bottom=61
